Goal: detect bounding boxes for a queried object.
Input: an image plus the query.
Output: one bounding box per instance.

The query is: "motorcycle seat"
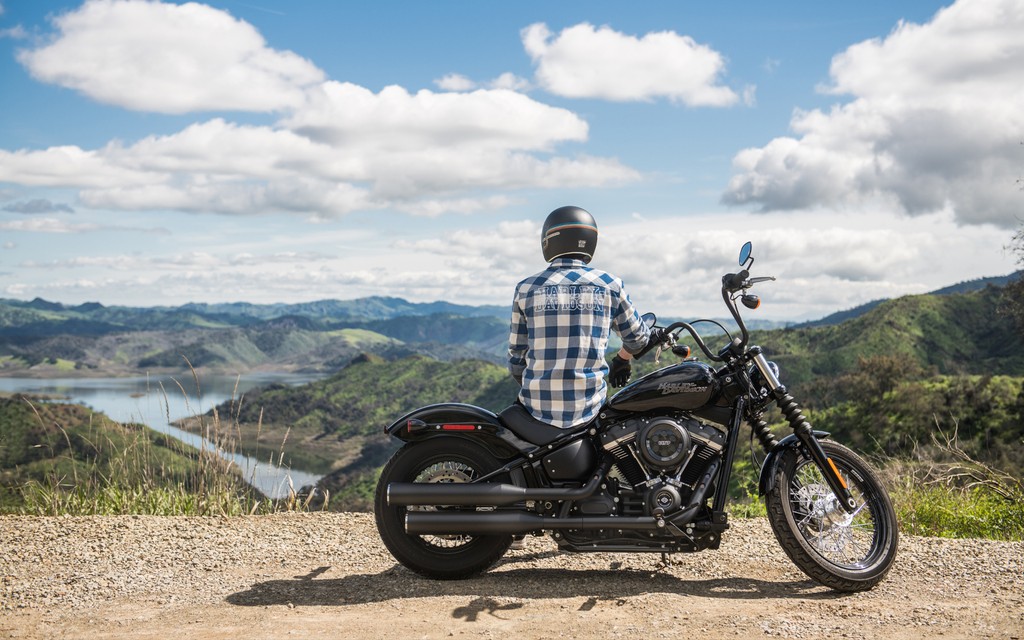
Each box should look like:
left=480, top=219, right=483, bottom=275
left=497, top=403, right=592, bottom=447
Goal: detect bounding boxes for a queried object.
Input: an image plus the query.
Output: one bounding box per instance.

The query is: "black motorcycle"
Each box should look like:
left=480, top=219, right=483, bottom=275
left=374, top=242, right=898, bottom=592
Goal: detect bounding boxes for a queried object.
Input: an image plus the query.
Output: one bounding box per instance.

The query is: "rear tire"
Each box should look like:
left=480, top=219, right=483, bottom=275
left=765, top=440, right=898, bottom=592
left=374, top=438, right=512, bottom=579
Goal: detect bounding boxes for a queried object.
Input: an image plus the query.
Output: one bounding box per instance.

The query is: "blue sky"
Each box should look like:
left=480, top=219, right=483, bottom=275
left=0, top=0, right=1021, bottom=321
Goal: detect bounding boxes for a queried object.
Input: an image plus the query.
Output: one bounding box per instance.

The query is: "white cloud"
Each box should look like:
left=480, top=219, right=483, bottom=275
left=17, top=0, right=324, bottom=114
left=522, top=22, right=738, bottom=106
left=385, top=207, right=1014, bottom=321
left=0, top=216, right=167, bottom=234
left=436, top=73, right=476, bottom=91
left=0, top=25, right=26, bottom=40
left=2, top=4, right=643, bottom=219
left=722, top=0, right=1024, bottom=228
left=435, top=72, right=531, bottom=92
left=284, top=82, right=586, bottom=153
left=4, top=206, right=1014, bottom=315
left=0, top=92, right=637, bottom=217
left=0, top=145, right=158, bottom=187
left=0, top=217, right=101, bottom=233
left=489, top=72, right=531, bottom=92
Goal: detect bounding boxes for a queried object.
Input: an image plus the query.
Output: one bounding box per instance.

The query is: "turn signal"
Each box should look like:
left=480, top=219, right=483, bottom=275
left=741, top=294, right=761, bottom=310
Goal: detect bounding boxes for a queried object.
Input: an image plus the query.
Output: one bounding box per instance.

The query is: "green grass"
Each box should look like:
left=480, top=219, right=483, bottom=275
left=878, top=435, right=1024, bottom=541
left=890, top=482, right=1024, bottom=540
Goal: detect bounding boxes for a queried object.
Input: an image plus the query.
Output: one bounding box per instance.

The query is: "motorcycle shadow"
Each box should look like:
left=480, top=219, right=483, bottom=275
left=226, top=553, right=842, bottom=609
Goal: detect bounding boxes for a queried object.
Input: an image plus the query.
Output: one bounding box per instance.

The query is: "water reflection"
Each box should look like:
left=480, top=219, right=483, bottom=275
left=0, top=373, right=326, bottom=498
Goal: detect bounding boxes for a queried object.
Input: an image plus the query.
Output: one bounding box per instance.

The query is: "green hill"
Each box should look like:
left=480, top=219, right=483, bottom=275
left=751, top=285, right=1024, bottom=391
left=0, top=395, right=254, bottom=513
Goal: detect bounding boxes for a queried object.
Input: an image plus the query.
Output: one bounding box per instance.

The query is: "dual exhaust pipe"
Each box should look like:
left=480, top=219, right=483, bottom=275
left=387, top=457, right=720, bottom=536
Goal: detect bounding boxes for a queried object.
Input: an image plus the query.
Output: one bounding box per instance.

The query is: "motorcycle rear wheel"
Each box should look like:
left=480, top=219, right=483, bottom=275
left=765, top=440, right=898, bottom=592
left=374, top=438, right=513, bottom=579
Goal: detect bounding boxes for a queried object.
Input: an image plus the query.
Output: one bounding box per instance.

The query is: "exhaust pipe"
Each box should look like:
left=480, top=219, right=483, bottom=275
left=388, top=463, right=609, bottom=507
left=405, top=511, right=666, bottom=536
left=402, top=457, right=726, bottom=537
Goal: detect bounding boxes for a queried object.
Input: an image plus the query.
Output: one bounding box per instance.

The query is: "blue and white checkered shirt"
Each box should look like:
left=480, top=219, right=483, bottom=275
left=508, top=258, right=652, bottom=428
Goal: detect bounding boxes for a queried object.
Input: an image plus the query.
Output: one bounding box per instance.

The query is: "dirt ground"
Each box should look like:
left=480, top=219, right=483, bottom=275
left=2, top=513, right=1022, bottom=639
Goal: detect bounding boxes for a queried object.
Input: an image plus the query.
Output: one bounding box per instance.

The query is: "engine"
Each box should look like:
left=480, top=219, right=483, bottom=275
left=598, top=413, right=726, bottom=517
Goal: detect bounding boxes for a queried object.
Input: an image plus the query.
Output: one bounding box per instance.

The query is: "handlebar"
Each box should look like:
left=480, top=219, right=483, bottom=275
left=661, top=320, right=725, bottom=362
left=653, top=270, right=776, bottom=363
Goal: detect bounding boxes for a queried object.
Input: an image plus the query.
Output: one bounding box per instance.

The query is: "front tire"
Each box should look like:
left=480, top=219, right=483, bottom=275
left=374, top=438, right=513, bottom=579
left=765, top=440, right=898, bottom=592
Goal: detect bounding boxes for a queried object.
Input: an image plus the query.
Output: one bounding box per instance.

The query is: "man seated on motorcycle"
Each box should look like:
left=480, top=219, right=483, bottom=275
left=508, top=205, right=663, bottom=429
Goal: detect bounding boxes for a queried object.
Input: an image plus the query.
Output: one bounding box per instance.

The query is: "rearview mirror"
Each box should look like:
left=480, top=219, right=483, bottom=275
left=641, top=312, right=657, bottom=328
left=739, top=241, right=753, bottom=267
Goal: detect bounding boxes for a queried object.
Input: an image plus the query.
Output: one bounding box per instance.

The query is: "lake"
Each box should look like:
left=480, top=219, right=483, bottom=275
left=0, top=372, right=327, bottom=499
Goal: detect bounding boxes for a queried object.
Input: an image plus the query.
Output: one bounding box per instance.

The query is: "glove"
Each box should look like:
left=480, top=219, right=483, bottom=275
left=609, top=355, right=632, bottom=387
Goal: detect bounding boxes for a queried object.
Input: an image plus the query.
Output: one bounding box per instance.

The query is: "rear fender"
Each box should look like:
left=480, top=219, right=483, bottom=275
left=385, top=403, right=530, bottom=460
left=757, top=431, right=831, bottom=496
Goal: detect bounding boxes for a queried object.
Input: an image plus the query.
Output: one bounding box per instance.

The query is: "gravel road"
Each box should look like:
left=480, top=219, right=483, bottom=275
left=2, top=513, right=1022, bottom=639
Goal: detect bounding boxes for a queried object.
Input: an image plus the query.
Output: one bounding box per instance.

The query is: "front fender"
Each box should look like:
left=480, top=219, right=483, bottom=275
left=385, top=402, right=529, bottom=459
left=757, top=430, right=831, bottom=496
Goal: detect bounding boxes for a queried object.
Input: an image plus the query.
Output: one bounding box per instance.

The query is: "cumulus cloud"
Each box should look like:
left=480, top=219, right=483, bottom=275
left=284, top=83, right=584, bottom=152
left=522, top=22, right=738, bottom=106
left=1, top=4, right=642, bottom=219
left=435, top=72, right=531, bottom=92
left=0, top=85, right=637, bottom=217
left=16, top=0, right=324, bottom=114
left=2, top=198, right=74, bottom=214
left=722, top=0, right=1024, bottom=228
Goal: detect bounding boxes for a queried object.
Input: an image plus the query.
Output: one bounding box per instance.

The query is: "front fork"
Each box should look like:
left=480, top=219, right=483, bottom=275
left=751, top=349, right=858, bottom=513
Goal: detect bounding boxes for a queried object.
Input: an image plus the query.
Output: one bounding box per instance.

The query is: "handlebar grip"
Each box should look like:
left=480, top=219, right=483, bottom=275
left=631, top=334, right=661, bottom=359
left=723, top=270, right=748, bottom=291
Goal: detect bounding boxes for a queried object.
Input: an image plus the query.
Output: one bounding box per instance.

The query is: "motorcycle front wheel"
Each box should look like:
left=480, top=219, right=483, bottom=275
left=374, top=437, right=513, bottom=579
left=765, top=439, right=898, bottom=592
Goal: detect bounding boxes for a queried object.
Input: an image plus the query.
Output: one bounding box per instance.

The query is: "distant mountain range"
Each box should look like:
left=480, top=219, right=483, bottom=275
left=1, top=270, right=1020, bottom=377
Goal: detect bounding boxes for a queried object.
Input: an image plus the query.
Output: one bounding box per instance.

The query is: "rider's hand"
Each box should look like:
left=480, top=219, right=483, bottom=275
left=609, top=354, right=632, bottom=387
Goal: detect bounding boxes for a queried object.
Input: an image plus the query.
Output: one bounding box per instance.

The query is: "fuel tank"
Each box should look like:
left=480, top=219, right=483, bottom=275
left=608, top=361, right=719, bottom=413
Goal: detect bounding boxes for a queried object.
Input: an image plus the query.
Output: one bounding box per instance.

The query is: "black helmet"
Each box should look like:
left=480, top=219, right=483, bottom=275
left=541, top=206, right=598, bottom=263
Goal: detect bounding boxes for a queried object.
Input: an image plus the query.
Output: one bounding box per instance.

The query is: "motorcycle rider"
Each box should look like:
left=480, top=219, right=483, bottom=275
left=508, top=205, right=663, bottom=429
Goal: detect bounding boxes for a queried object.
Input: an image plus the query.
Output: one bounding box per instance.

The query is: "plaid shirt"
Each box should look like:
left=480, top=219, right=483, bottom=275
left=508, top=258, right=651, bottom=428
